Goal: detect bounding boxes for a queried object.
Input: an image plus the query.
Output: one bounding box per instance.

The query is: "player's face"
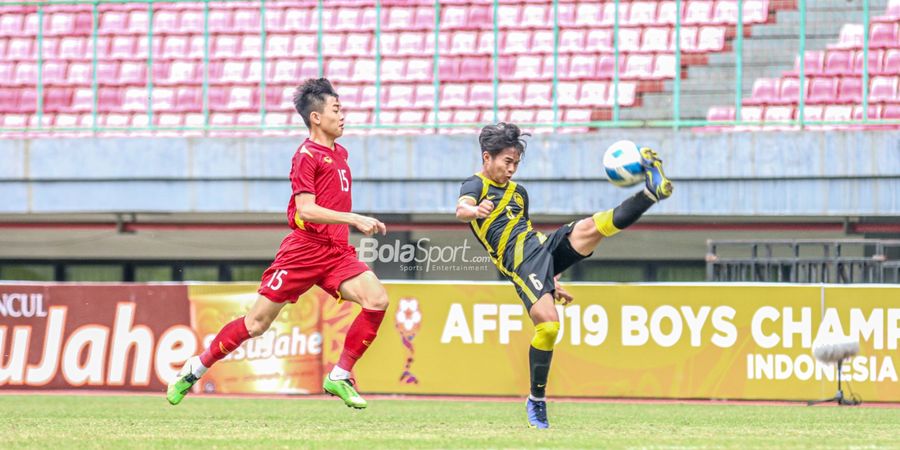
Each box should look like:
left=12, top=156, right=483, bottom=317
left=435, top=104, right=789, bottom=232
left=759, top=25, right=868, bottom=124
left=313, top=95, right=344, bottom=139
left=483, top=147, right=521, bottom=185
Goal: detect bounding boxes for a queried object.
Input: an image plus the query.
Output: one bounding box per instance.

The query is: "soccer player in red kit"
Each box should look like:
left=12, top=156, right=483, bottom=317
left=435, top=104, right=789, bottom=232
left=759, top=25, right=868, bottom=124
left=167, top=78, right=389, bottom=409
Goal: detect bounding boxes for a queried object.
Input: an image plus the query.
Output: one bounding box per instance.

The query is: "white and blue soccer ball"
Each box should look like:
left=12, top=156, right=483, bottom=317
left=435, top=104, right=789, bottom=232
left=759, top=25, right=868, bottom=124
left=603, top=139, right=646, bottom=187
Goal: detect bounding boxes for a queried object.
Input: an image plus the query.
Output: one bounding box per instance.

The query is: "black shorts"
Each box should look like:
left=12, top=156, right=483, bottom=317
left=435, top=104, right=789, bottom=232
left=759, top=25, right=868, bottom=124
left=506, top=222, right=591, bottom=311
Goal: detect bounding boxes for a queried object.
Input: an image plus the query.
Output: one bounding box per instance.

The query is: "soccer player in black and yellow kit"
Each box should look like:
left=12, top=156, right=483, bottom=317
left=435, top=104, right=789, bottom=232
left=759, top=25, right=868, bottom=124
left=455, top=123, right=673, bottom=429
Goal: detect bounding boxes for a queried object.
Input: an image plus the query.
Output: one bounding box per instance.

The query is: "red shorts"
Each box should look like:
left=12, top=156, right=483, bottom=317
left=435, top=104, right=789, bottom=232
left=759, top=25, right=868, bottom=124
left=258, top=231, right=369, bottom=303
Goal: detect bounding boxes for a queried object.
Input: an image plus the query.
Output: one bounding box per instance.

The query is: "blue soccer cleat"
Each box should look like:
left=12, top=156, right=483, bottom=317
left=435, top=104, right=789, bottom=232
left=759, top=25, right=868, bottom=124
left=526, top=398, right=550, bottom=429
left=639, top=147, right=673, bottom=201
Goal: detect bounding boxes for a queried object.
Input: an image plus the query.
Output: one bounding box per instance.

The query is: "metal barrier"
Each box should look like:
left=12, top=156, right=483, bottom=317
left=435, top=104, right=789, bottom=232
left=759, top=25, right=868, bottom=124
left=706, top=239, right=900, bottom=283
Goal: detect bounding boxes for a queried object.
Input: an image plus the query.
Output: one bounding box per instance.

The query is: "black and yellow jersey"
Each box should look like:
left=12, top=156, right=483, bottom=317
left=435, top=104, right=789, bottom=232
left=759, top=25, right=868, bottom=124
left=458, top=173, right=546, bottom=274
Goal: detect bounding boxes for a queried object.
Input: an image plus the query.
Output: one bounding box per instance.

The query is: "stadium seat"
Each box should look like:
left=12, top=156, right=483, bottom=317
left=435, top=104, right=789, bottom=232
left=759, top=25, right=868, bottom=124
left=584, top=29, right=613, bottom=53
left=508, top=109, right=535, bottom=124
left=512, top=56, right=543, bottom=81
left=870, top=23, right=898, bottom=49
left=807, top=78, right=838, bottom=104
left=741, top=106, right=763, bottom=122
left=325, top=58, right=353, bottom=82
left=882, top=49, right=900, bottom=75
left=321, top=34, right=344, bottom=56
left=881, top=103, right=900, bottom=119
left=578, top=81, right=607, bottom=106
left=764, top=105, right=794, bottom=122
left=208, top=10, right=233, bottom=33
left=122, top=87, right=148, bottom=112
left=834, top=24, right=864, bottom=49
left=213, top=35, right=241, bottom=58
left=684, top=1, right=714, bottom=25
left=468, top=83, right=493, bottom=108
left=854, top=49, right=883, bottom=74
left=567, top=55, right=597, bottom=80
left=67, top=62, right=91, bottom=86
left=575, top=3, right=602, bottom=27
left=619, top=28, right=643, bottom=53
left=219, top=60, right=248, bottom=83
left=352, top=59, right=376, bottom=83
left=541, top=55, right=569, bottom=80
left=523, top=83, right=551, bottom=107
left=459, top=57, right=490, bottom=81
left=679, top=27, right=699, bottom=53
left=656, top=1, right=684, bottom=25
left=441, top=6, right=468, bottom=29
left=397, top=31, right=425, bottom=56
left=413, top=84, right=435, bottom=109
left=496, top=4, right=521, bottom=29
left=627, top=2, right=658, bottom=26
left=801, top=105, right=824, bottom=122
left=152, top=88, right=176, bottom=111
left=641, top=27, right=671, bottom=53
left=283, top=7, right=312, bottom=31
left=521, top=4, right=549, bottom=28
left=291, top=34, right=316, bottom=57
left=557, top=82, right=580, bottom=106
left=386, top=85, right=414, bottom=109
left=824, top=50, right=853, bottom=76
left=13, top=62, right=36, bottom=87
left=0, top=12, right=23, bottom=36
left=600, top=2, right=630, bottom=27
left=838, top=77, right=863, bottom=103
left=43, top=88, right=72, bottom=113
left=413, top=6, right=435, bottom=30
left=609, top=82, right=637, bottom=106
left=42, top=61, right=68, bottom=85
left=853, top=104, right=881, bottom=119
left=779, top=77, right=807, bottom=104
left=449, top=31, right=477, bottom=55
left=381, top=58, right=406, bottom=82
left=232, top=9, right=259, bottom=33
left=697, top=27, right=726, bottom=52
left=869, top=76, right=898, bottom=102
left=503, top=31, right=531, bottom=54
left=597, top=55, right=626, bottom=79
left=440, top=84, right=468, bottom=108
left=744, top=0, right=770, bottom=24
left=239, top=35, right=262, bottom=59
left=559, top=30, right=585, bottom=53
left=497, top=83, right=524, bottom=107
left=788, top=51, right=825, bottom=77
left=154, top=10, right=179, bottom=33
left=406, top=58, right=432, bottom=82
left=652, top=54, right=677, bottom=79
left=623, top=54, right=654, bottom=79
left=823, top=105, right=853, bottom=122
left=706, top=106, right=735, bottom=121
left=272, top=60, right=298, bottom=84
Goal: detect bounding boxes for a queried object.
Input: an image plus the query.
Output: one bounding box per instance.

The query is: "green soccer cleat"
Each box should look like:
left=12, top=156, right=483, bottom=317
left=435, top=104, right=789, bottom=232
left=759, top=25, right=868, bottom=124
left=323, top=376, right=367, bottom=409
left=166, top=358, right=201, bottom=406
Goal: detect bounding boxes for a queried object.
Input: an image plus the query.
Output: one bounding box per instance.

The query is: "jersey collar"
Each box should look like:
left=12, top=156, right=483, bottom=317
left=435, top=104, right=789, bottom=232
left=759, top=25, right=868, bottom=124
left=476, top=172, right=509, bottom=188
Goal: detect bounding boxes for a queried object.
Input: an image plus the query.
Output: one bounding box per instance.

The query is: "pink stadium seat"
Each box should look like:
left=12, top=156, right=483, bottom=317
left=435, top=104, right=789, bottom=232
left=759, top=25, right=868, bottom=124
left=161, top=36, right=188, bottom=59
left=881, top=104, right=900, bottom=119
left=36, top=38, right=59, bottom=60
left=321, top=34, right=344, bottom=56
left=697, top=27, right=726, bottom=52
left=854, top=49, right=883, bottom=74
left=380, top=58, right=405, bottom=82
left=541, top=55, right=569, bottom=80
left=627, top=2, right=658, bottom=26
left=585, top=29, right=613, bottom=52
left=44, top=88, right=72, bottom=112
left=67, top=62, right=91, bottom=85
left=126, top=10, right=149, bottom=35
left=824, top=50, right=853, bottom=76
left=385, top=85, right=414, bottom=109
left=656, top=1, right=684, bottom=25
left=556, top=3, right=578, bottom=27
left=232, top=9, right=259, bottom=33
left=154, top=10, right=179, bottom=33
left=777, top=77, right=805, bottom=104
left=567, top=55, right=597, bottom=80
left=441, top=6, right=468, bottom=29
left=13, top=62, right=36, bottom=87
left=623, top=54, right=654, bottom=79
left=521, top=4, right=549, bottom=28
left=559, top=30, right=585, bottom=53
left=823, top=105, right=853, bottom=122
left=0, top=13, right=23, bottom=36
left=711, top=1, right=738, bottom=24
left=508, top=109, right=535, bottom=124
left=881, top=49, right=900, bottom=75
left=176, top=87, right=201, bottom=112
left=801, top=105, right=824, bottom=122
left=679, top=27, right=699, bottom=52
left=344, top=33, right=372, bottom=57
left=449, top=31, right=477, bottom=55
left=328, top=7, right=358, bottom=32
left=239, top=35, right=261, bottom=59
left=7, top=37, right=32, bottom=60
left=325, top=58, right=352, bottom=82
left=266, top=35, right=291, bottom=58
left=607, top=82, right=637, bottom=106
left=504, top=31, right=531, bottom=54
left=740, top=106, right=763, bottom=122
left=468, top=5, right=492, bottom=28
left=352, top=60, right=376, bottom=83
left=764, top=105, right=794, bottom=122
left=98, top=11, right=127, bottom=35
left=157, top=112, right=184, bottom=128
left=496, top=4, right=522, bottom=28
left=870, top=23, right=898, bottom=49
left=477, top=31, right=496, bottom=55
left=597, top=55, right=627, bottom=79
left=291, top=34, right=316, bottom=57
left=265, top=9, right=284, bottom=32
left=387, top=7, right=415, bottom=31
left=564, top=108, right=592, bottom=124
left=869, top=76, right=898, bottom=102
left=208, top=10, right=233, bottom=33
left=684, top=1, right=714, bottom=25
left=122, top=87, right=147, bottom=112
left=706, top=106, right=735, bottom=122
left=178, top=10, right=203, bottom=33
left=151, top=88, right=176, bottom=111
left=406, top=58, right=432, bottom=82
left=42, top=61, right=68, bottom=85
left=600, top=2, right=630, bottom=26
left=530, top=30, right=555, bottom=54
left=575, top=3, right=602, bottom=27
left=441, top=84, right=468, bottom=108
left=460, top=57, right=490, bottom=81
left=0, top=63, right=12, bottom=86
left=497, top=83, right=524, bottom=107
left=468, top=83, right=493, bottom=108
left=551, top=83, right=578, bottom=107
left=271, top=60, right=298, bottom=83
left=210, top=112, right=236, bottom=127
left=413, top=6, right=435, bottom=30
left=413, top=84, right=435, bottom=109
left=453, top=109, right=480, bottom=124
left=513, top=56, right=543, bottom=81
left=653, top=54, right=677, bottom=79
left=578, top=81, right=607, bottom=106
left=48, top=12, right=75, bottom=36
left=283, top=7, right=312, bottom=31
left=523, top=83, right=551, bottom=107
left=226, top=86, right=254, bottom=111
left=807, top=77, right=838, bottom=104
left=619, top=28, right=643, bottom=53
left=744, top=0, right=770, bottom=24
left=852, top=105, right=881, bottom=119
left=213, top=35, right=241, bottom=58
left=641, top=27, right=671, bottom=53
left=838, top=77, right=862, bottom=103
left=219, top=60, right=248, bottom=83
left=397, top=31, right=426, bottom=56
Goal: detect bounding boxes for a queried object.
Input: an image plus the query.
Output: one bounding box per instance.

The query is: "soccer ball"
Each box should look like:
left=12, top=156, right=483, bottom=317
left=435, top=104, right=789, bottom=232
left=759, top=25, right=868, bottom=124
left=603, top=139, right=646, bottom=187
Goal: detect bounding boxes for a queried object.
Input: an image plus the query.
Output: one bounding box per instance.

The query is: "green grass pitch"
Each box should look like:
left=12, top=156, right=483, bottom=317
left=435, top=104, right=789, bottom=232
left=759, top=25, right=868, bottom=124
left=1, top=394, right=898, bottom=448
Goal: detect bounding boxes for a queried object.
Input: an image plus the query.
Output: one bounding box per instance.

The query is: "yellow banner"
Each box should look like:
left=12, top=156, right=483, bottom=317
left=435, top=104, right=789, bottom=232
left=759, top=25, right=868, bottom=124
left=355, top=283, right=900, bottom=401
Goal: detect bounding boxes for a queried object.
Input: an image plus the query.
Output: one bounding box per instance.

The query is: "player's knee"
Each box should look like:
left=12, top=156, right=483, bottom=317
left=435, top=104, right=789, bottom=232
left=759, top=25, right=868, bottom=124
left=360, top=287, right=389, bottom=311
left=245, top=316, right=272, bottom=338
left=531, top=321, right=560, bottom=351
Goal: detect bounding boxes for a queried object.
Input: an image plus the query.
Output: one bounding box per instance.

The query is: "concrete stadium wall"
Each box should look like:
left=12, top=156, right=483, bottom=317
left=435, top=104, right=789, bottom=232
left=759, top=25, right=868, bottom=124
left=0, top=130, right=898, bottom=217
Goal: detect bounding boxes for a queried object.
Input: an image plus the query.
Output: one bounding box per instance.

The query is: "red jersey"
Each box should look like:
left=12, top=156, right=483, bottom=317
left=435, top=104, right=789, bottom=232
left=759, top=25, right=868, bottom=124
left=286, top=138, right=353, bottom=244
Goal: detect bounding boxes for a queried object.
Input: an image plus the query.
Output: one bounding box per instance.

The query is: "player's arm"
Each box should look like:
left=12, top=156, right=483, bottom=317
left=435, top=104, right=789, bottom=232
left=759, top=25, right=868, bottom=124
left=456, top=197, right=494, bottom=222
left=295, top=193, right=386, bottom=236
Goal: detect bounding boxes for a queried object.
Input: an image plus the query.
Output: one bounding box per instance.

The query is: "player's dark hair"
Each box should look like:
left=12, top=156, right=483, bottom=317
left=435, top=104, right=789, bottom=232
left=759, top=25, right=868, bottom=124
left=292, top=78, right=339, bottom=128
left=479, top=122, right=530, bottom=158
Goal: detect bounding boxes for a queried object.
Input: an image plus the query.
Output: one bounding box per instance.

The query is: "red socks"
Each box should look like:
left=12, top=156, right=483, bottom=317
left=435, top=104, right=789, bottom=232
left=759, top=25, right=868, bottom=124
left=337, top=308, right=386, bottom=371
left=199, top=316, right=251, bottom=367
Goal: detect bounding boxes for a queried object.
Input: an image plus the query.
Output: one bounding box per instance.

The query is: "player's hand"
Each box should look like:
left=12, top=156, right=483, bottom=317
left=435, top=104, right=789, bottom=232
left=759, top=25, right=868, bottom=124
left=353, top=215, right=387, bottom=236
left=554, top=279, right=574, bottom=305
left=475, top=199, right=495, bottom=219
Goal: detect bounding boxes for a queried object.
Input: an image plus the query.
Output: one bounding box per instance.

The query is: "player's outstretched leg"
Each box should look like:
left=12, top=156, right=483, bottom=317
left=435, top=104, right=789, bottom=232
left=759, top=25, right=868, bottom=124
left=167, top=296, right=283, bottom=405
left=526, top=294, right=560, bottom=429
left=323, top=271, right=388, bottom=409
